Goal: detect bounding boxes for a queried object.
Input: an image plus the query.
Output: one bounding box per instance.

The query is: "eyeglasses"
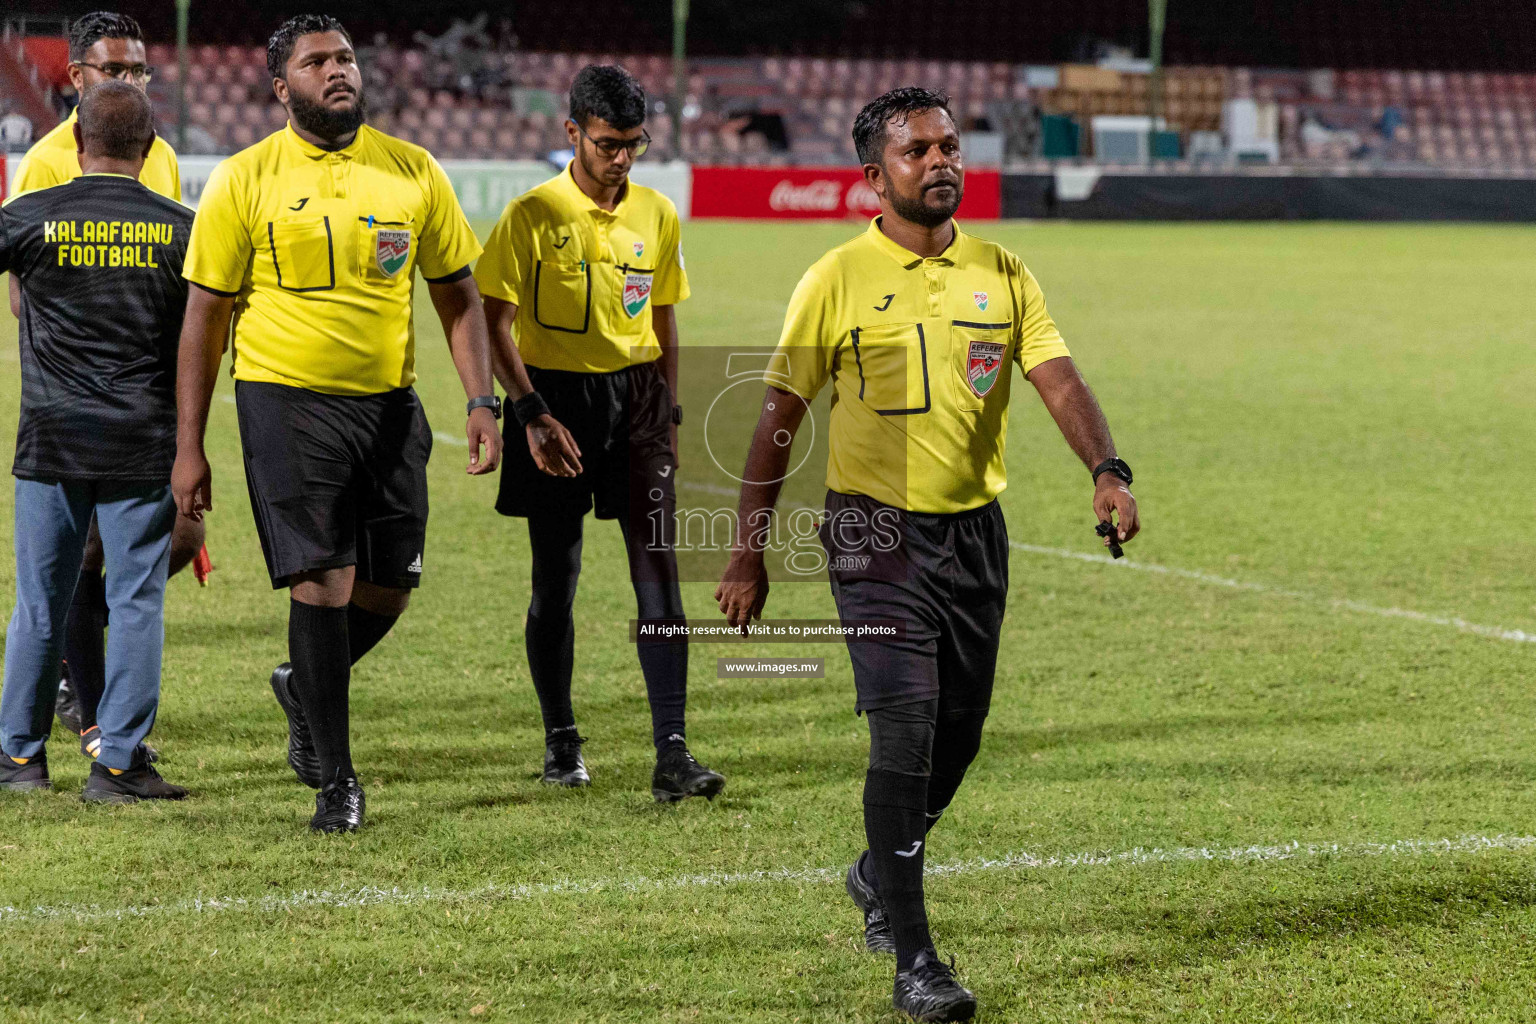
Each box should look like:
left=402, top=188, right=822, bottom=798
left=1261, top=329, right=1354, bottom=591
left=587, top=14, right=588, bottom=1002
left=75, top=61, right=155, bottom=82
left=574, top=122, right=649, bottom=158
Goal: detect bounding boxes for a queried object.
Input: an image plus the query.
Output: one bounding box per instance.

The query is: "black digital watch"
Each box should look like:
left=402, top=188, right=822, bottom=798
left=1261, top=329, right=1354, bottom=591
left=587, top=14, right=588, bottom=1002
left=466, top=394, right=502, bottom=419
left=1091, top=457, right=1133, bottom=486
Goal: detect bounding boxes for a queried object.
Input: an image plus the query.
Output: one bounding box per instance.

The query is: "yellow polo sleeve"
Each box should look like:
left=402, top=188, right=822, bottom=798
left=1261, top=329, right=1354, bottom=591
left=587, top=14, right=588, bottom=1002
left=415, top=157, right=481, bottom=280
left=651, top=206, right=689, bottom=306
left=472, top=200, right=532, bottom=306
left=183, top=160, right=254, bottom=294
left=1013, top=262, right=1071, bottom=373
left=770, top=262, right=838, bottom=400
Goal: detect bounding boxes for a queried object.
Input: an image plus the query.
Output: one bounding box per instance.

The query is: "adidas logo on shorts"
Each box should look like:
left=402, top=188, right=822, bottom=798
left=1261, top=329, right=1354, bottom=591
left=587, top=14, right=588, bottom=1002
left=407, top=553, right=423, bottom=574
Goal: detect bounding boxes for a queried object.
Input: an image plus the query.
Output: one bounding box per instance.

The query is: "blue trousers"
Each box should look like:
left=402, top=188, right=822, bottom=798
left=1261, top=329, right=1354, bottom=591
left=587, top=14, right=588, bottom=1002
left=1, top=478, right=173, bottom=770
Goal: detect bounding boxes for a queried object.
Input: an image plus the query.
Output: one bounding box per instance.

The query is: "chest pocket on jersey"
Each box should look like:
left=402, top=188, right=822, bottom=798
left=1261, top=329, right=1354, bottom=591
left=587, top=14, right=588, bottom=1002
left=357, top=216, right=415, bottom=285
left=950, top=320, right=1012, bottom=411
left=533, top=260, right=592, bottom=333
left=268, top=215, right=335, bottom=292
left=850, top=323, right=930, bottom=416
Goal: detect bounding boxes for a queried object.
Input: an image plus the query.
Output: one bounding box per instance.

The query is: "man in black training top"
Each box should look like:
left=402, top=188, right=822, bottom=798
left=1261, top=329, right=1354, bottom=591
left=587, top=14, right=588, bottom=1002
left=7, top=10, right=211, bottom=764
left=475, top=65, right=724, bottom=801
left=0, top=82, right=192, bottom=802
left=718, top=89, right=1140, bottom=1020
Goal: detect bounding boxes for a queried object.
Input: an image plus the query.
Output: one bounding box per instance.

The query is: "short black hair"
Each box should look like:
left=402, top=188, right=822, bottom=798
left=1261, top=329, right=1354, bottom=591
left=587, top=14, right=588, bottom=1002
left=852, top=87, right=953, bottom=166
left=267, top=14, right=353, bottom=81
left=569, top=64, right=646, bottom=131
left=68, top=11, right=143, bottom=62
left=78, top=80, right=154, bottom=160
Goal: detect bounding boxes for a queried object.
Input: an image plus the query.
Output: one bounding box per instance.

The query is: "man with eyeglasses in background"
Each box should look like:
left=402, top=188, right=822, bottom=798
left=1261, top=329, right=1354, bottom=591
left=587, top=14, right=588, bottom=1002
left=474, top=64, right=725, bottom=802
left=7, top=10, right=210, bottom=767
left=10, top=11, right=176, bottom=203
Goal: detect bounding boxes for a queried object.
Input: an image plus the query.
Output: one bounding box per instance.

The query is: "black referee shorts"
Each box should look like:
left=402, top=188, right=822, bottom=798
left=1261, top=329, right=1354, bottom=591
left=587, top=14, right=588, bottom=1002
left=235, top=381, right=432, bottom=590
left=820, top=490, right=1009, bottom=714
left=496, top=359, right=674, bottom=523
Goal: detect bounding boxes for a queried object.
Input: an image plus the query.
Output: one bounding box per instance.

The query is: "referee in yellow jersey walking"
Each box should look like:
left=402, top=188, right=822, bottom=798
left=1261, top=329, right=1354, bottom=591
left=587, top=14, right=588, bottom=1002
left=8, top=10, right=208, bottom=760
left=475, top=65, right=724, bottom=802
left=172, top=15, right=503, bottom=833
left=717, top=88, right=1140, bottom=1021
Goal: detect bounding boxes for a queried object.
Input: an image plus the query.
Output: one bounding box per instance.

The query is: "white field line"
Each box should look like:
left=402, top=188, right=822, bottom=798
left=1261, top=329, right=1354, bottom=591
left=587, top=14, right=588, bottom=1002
left=674, top=480, right=1536, bottom=646
left=1007, top=541, right=1536, bottom=644
left=1, top=832, right=1531, bottom=925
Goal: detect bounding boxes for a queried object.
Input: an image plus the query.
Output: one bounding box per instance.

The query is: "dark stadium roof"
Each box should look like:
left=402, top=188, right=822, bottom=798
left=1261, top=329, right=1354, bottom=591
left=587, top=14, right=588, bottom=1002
left=22, top=0, right=1536, bottom=72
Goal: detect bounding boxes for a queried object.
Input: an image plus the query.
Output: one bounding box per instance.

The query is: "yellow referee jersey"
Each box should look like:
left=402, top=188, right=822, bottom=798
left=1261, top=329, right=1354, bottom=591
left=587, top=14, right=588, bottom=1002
left=183, top=123, right=482, bottom=396
left=10, top=109, right=182, bottom=203
left=474, top=163, right=689, bottom=373
left=771, top=218, right=1070, bottom=514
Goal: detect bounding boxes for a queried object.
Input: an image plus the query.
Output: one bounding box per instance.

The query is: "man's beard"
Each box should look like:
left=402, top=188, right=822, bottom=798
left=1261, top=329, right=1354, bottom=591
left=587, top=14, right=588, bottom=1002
left=577, top=144, right=627, bottom=185
left=888, top=179, right=963, bottom=228
left=290, top=89, right=368, bottom=141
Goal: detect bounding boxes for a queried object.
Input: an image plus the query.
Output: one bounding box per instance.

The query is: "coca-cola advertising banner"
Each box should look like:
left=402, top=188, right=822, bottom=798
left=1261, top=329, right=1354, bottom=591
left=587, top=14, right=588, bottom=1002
left=690, top=167, right=1001, bottom=220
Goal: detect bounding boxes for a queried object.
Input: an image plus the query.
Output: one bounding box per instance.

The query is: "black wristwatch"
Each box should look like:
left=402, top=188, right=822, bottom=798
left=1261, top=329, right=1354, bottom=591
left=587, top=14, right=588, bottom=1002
left=1091, top=457, right=1133, bottom=486
left=670, top=404, right=683, bottom=426
left=466, top=394, right=502, bottom=419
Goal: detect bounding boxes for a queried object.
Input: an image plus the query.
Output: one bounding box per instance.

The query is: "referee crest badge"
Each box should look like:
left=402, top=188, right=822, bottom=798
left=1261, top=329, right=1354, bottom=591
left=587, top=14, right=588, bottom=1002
left=973, top=290, right=989, bottom=311
left=622, top=271, right=653, bottom=317
left=967, top=340, right=1005, bottom=398
left=633, top=241, right=645, bottom=258
left=375, top=230, right=412, bottom=278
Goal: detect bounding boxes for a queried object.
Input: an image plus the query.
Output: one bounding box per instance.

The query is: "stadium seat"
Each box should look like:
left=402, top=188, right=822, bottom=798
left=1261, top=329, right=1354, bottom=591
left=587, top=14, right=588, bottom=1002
left=129, top=42, right=1533, bottom=169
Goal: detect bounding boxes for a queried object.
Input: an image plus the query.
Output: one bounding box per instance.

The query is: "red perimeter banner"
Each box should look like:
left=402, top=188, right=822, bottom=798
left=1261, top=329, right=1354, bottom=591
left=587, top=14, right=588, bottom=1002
left=690, top=166, right=1001, bottom=220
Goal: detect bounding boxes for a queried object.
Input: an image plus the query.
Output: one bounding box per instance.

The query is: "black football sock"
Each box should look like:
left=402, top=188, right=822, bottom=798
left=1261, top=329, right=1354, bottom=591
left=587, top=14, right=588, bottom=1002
left=347, top=604, right=398, bottom=665
left=288, top=600, right=353, bottom=784
left=864, top=768, right=932, bottom=970
left=527, top=515, right=583, bottom=736
left=636, top=637, right=687, bottom=751
left=525, top=608, right=577, bottom=735
left=620, top=516, right=689, bottom=752
left=63, top=568, right=108, bottom=731
left=925, top=709, right=988, bottom=834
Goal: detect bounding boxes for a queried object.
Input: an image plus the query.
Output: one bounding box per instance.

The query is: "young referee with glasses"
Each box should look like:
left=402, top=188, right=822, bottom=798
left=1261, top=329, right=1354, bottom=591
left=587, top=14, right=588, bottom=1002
left=474, top=65, right=724, bottom=802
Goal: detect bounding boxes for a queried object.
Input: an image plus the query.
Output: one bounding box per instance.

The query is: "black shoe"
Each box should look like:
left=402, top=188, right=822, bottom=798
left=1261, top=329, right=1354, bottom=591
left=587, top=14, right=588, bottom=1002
left=55, top=671, right=83, bottom=735
left=651, top=743, right=725, bottom=803
left=270, top=663, right=321, bottom=789
left=541, top=730, right=590, bottom=787
left=846, top=850, right=896, bottom=953
left=311, top=775, right=365, bottom=833
left=892, top=949, right=977, bottom=1022
left=78, top=726, right=160, bottom=764
left=80, top=760, right=188, bottom=804
left=0, top=751, right=50, bottom=792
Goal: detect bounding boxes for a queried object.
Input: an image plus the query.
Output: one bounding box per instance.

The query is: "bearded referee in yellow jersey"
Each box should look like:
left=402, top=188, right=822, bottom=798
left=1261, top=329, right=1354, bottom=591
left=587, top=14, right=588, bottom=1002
left=717, top=88, right=1140, bottom=1021
left=475, top=65, right=724, bottom=803
left=7, top=10, right=209, bottom=763
left=172, top=15, right=503, bottom=833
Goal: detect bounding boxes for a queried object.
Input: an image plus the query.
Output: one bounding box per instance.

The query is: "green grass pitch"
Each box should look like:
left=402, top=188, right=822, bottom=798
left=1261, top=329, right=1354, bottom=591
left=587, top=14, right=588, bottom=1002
left=1, top=219, right=1534, bottom=1022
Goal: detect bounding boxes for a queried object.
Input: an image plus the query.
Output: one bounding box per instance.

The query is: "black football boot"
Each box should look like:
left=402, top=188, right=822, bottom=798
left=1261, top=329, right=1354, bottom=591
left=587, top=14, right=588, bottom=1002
left=892, top=949, right=977, bottom=1022
left=845, top=850, right=896, bottom=953
left=311, top=775, right=365, bottom=833
left=651, top=744, right=725, bottom=803
left=270, top=663, right=321, bottom=788
left=542, top=729, right=590, bottom=787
